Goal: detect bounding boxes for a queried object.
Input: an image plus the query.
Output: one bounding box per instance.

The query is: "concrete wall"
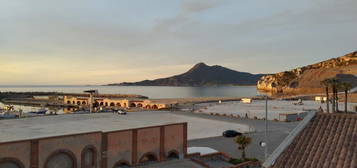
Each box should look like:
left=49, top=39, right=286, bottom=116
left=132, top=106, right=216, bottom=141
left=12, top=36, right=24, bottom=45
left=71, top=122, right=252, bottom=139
left=0, top=123, right=186, bottom=168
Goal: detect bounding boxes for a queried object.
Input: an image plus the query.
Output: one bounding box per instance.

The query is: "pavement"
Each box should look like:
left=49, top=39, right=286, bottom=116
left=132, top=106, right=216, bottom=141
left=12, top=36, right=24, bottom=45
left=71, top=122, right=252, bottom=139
left=195, top=100, right=357, bottom=120
left=174, top=111, right=299, bottom=161
left=0, top=111, right=250, bottom=143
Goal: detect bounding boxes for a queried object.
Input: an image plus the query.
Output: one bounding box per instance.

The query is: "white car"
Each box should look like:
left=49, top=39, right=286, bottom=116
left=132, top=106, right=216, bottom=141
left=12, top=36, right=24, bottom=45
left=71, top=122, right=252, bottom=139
left=117, top=110, right=127, bottom=115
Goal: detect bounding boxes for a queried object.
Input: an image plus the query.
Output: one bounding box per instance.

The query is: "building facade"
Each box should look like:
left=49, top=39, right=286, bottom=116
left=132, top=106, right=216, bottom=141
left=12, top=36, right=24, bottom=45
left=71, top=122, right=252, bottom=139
left=0, top=123, right=187, bottom=168
left=64, top=96, right=169, bottom=110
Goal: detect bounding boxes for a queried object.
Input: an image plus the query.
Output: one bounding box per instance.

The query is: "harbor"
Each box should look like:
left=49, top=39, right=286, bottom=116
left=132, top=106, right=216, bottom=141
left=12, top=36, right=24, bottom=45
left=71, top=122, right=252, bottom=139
left=0, top=89, right=249, bottom=119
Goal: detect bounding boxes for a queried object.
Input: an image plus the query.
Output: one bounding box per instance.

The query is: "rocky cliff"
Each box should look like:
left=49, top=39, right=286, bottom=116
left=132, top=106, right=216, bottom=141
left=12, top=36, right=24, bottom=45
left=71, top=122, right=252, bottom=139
left=111, top=63, right=265, bottom=86
left=257, top=51, right=357, bottom=94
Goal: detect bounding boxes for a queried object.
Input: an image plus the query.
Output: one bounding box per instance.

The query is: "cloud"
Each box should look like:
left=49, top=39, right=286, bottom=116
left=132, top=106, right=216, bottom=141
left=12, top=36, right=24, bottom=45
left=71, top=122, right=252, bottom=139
left=181, top=0, right=224, bottom=14
left=0, top=0, right=356, bottom=84
left=153, top=0, right=226, bottom=33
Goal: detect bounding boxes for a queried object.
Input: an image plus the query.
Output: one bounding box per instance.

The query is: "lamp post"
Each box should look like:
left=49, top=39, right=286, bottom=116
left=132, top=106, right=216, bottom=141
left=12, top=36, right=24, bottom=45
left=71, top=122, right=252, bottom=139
left=84, top=90, right=98, bottom=113
left=259, top=94, right=269, bottom=161
left=264, top=95, right=268, bottom=160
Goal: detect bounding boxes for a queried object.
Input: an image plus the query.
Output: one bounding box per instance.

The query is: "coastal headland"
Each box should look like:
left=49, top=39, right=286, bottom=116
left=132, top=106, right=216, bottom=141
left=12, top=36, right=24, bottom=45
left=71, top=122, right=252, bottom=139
left=257, top=51, right=357, bottom=94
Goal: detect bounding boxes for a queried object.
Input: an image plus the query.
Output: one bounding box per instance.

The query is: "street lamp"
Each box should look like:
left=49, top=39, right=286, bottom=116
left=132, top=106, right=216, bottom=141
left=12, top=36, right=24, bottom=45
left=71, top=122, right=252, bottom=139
left=257, top=94, right=269, bottom=160
left=84, top=90, right=98, bottom=113
left=264, top=95, right=268, bottom=160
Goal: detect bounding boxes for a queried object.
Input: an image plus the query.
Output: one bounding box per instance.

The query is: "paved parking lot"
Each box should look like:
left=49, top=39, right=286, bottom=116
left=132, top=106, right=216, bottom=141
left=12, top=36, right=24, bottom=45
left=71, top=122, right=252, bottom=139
left=175, top=112, right=299, bottom=161
left=0, top=111, right=250, bottom=142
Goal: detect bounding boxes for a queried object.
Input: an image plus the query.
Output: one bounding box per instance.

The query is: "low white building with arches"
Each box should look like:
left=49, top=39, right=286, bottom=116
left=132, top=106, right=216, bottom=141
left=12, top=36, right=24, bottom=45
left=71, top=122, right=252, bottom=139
left=63, top=96, right=170, bottom=110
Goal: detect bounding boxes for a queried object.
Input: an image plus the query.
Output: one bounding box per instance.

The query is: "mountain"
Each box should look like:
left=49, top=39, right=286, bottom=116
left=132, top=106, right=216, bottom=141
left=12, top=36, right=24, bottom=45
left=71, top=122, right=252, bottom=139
left=110, top=63, right=265, bottom=86
left=257, top=51, right=357, bottom=94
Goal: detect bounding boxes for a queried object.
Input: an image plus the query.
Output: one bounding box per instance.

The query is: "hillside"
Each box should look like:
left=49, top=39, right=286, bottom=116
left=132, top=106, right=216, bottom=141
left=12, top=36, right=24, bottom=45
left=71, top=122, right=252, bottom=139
left=110, top=63, right=265, bottom=86
left=257, top=51, right=357, bottom=94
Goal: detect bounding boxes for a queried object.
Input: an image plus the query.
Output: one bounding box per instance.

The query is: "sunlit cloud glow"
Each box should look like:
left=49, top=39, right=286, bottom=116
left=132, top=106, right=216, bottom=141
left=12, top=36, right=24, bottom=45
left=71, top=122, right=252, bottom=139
left=0, top=0, right=356, bottom=84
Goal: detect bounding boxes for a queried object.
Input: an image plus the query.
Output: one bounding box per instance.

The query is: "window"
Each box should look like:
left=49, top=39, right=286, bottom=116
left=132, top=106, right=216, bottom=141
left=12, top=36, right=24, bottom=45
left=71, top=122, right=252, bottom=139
left=0, top=158, right=24, bottom=168
left=45, top=150, right=76, bottom=168
left=81, top=146, right=97, bottom=168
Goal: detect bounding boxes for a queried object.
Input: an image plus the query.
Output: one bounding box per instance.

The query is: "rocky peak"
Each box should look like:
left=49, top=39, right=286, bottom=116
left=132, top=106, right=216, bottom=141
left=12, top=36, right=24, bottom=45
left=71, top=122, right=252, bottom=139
left=257, top=51, right=357, bottom=94
left=191, top=62, right=208, bottom=69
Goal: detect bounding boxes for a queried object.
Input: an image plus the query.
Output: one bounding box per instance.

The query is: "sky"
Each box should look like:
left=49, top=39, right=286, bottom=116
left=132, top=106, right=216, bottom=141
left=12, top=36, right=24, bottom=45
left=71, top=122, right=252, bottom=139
left=0, top=0, right=356, bottom=85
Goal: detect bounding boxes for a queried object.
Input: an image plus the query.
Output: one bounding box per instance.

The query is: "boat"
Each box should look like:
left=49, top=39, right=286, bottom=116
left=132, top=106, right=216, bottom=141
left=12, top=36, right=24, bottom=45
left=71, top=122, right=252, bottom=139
left=28, top=108, right=48, bottom=115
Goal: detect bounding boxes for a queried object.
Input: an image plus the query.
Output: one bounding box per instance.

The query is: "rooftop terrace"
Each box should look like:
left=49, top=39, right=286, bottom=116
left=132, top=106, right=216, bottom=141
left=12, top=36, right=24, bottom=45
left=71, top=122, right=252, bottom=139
left=0, top=111, right=250, bottom=143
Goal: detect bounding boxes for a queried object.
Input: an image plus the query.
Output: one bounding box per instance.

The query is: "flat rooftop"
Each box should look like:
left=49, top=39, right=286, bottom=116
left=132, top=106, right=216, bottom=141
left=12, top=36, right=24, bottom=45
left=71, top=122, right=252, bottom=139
left=0, top=111, right=249, bottom=143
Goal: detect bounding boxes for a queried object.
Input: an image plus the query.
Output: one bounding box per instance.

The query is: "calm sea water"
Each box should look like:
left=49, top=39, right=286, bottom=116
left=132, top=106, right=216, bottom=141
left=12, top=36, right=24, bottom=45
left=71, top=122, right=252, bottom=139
left=0, top=85, right=259, bottom=99
left=0, top=85, right=259, bottom=113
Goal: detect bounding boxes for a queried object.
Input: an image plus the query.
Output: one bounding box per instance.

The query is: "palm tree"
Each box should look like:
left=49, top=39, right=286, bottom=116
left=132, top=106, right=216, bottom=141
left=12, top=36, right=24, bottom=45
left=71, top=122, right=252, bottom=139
left=335, top=81, right=340, bottom=112
left=334, top=79, right=343, bottom=112
left=321, top=79, right=331, bottom=113
left=328, top=78, right=340, bottom=112
left=234, top=136, right=252, bottom=160
left=340, top=82, right=352, bottom=113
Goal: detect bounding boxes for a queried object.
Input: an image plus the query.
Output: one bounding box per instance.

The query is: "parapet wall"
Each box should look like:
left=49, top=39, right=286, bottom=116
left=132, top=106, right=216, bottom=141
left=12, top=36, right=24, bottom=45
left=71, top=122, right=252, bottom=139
left=0, top=123, right=187, bottom=168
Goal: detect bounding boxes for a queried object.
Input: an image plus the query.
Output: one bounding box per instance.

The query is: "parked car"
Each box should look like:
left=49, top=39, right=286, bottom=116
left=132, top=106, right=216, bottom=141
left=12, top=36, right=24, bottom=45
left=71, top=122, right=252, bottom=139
left=222, top=130, right=242, bottom=138
left=117, top=110, right=127, bottom=115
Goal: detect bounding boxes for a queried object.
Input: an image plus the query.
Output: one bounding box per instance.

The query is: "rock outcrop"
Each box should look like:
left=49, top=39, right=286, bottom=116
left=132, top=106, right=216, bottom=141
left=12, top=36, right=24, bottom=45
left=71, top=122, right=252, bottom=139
left=257, top=51, right=357, bottom=94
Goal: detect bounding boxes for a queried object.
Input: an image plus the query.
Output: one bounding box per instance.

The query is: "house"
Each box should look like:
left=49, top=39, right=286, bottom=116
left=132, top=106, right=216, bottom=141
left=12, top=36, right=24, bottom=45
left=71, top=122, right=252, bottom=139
left=0, top=114, right=187, bottom=168
left=263, top=112, right=357, bottom=168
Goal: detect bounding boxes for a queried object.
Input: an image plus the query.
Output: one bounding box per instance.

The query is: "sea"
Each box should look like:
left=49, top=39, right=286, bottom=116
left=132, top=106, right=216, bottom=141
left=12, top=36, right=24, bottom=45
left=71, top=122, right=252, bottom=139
left=0, top=85, right=259, bottom=99
left=0, top=85, right=260, bottom=113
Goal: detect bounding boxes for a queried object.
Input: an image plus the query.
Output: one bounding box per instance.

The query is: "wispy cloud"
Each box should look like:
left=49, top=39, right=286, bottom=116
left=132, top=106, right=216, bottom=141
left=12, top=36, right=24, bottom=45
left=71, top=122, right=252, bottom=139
left=0, top=0, right=356, bottom=84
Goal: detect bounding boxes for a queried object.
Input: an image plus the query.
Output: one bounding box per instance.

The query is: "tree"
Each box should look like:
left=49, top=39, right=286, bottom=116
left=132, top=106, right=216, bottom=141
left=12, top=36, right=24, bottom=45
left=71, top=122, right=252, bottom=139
left=328, top=78, right=340, bottom=112
left=334, top=79, right=339, bottom=112
left=321, top=79, right=331, bottom=113
left=340, top=82, right=352, bottom=113
left=234, top=136, right=252, bottom=160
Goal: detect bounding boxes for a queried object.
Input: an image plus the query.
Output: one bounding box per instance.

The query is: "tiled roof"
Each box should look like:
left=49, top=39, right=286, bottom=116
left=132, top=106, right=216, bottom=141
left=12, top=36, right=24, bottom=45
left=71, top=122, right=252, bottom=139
left=270, top=113, right=357, bottom=168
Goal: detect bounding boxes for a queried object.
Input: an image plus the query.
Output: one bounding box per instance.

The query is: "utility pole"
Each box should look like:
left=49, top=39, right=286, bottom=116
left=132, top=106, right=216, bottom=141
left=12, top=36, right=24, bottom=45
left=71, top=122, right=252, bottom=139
left=84, top=90, right=98, bottom=113
left=265, top=95, right=268, bottom=160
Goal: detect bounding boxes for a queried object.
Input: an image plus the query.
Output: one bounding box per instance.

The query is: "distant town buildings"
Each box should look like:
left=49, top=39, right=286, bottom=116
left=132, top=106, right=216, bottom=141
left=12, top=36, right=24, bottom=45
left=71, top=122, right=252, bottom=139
left=64, top=96, right=169, bottom=110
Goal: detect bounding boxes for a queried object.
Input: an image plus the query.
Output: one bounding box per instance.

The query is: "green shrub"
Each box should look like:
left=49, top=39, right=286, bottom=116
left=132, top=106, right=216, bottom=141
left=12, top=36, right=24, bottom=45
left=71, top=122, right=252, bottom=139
left=245, top=158, right=259, bottom=162
left=229, top=158, right=244, bottom=165
left=229, top=158, right=259, bottom=165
